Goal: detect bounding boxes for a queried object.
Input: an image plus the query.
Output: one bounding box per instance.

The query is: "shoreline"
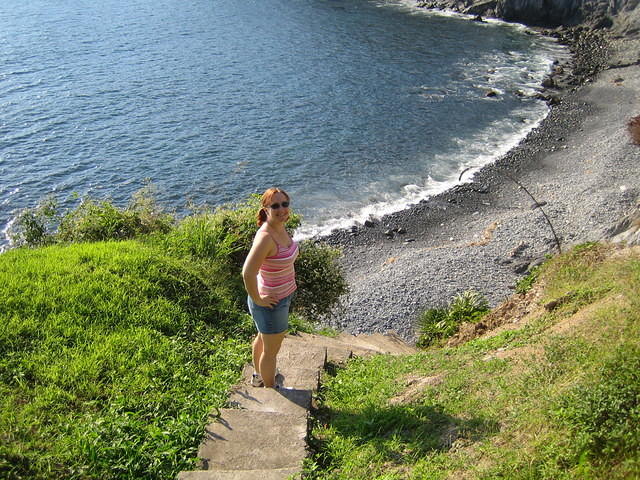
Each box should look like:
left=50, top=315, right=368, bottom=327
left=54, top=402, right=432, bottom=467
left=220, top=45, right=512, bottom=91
left=317, top=27, right=640, bottom=341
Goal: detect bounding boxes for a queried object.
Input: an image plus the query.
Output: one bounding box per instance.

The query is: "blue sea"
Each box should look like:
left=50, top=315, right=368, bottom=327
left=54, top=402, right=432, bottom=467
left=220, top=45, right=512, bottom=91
left=0, top=0, right=566, bottom=249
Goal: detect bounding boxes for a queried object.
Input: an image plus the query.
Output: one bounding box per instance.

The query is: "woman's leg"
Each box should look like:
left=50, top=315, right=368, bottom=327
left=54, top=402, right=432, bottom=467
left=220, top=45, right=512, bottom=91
left=252, top=334, right=263, bottom=375
left=259, top=331, right=287, bottom=388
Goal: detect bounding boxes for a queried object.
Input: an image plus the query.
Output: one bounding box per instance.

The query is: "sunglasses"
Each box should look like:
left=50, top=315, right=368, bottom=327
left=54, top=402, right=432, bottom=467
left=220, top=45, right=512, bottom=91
left=269, top=201, right=290, bottom=209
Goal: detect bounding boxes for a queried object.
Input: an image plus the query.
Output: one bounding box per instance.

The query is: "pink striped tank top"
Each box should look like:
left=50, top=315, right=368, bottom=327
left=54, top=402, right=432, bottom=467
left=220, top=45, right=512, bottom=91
left=257, top=234, right=299, bottom=300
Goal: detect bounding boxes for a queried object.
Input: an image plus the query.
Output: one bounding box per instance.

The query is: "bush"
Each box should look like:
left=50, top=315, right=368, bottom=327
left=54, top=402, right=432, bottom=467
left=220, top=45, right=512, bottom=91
left=417, top=291, right=489, bottom=348
left=9, top=184, right=174, bottom=247
left=8, top=196, right=59, bottom=247
left=294, top=241, right=349, bottom=319
left=160, top=197, right=347, bottom=320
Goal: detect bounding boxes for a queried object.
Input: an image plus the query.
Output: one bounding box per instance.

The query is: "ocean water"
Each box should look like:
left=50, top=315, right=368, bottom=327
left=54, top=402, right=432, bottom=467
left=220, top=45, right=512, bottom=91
left=0, top=0, right=566, bottom=248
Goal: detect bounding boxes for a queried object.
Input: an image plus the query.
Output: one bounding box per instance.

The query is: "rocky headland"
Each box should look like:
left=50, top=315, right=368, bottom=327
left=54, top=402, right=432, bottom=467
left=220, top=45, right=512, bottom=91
left=318, top=1, right=640, bottom=341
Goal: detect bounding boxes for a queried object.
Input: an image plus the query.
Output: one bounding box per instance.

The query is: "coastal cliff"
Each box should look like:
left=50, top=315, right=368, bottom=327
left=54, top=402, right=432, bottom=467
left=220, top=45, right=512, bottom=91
left=418, top=0, right=640, bottom=33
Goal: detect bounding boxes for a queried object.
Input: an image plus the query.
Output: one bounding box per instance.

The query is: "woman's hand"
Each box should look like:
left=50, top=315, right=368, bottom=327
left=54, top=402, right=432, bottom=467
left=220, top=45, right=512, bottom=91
left=254, top=294, right=279, bottom=308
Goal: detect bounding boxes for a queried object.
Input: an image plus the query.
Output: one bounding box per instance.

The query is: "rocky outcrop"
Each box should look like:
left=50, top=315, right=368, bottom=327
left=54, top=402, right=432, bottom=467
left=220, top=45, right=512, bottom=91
left=606, top=205, right=640, bottom=246
left=418, top=0, right=640, bottom=34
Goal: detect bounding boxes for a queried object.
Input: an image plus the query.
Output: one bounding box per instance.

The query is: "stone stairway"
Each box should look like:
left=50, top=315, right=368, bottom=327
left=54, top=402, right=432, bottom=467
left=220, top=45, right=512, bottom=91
left=177, top=331, right=417, bottom=480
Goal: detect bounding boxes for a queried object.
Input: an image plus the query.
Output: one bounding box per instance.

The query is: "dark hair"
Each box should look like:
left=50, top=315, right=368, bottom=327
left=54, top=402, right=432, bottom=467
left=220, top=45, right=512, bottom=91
left=257, top=187, right=290, bottom=226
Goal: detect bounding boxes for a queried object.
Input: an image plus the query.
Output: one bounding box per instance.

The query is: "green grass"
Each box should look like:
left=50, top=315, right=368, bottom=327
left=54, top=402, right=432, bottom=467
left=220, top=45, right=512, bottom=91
left=306, top=243, right=640, bottom=479
left=0, top=241, right=253, bottom=479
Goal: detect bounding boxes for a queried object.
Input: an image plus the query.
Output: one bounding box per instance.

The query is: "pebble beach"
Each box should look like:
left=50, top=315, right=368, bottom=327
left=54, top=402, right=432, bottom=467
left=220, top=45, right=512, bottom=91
left=320, top=29, right=640, bottom=341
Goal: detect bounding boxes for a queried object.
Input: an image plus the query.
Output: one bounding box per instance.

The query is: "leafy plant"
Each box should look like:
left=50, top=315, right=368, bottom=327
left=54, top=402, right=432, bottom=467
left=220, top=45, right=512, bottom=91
left=416, top=291, right=489, bottom=348
left=9, top=184, right=174, bottom=247
left=8, top=196, right=59, bottom=247
left=294, top=240, right=349, bottom=319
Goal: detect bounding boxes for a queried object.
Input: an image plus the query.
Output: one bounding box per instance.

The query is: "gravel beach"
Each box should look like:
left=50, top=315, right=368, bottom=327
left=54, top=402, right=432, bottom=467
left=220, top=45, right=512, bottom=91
left=318, top=30, right=640, bottom=342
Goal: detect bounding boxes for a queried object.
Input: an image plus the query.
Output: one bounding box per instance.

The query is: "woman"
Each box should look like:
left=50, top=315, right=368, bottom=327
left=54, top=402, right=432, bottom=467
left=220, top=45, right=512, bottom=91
left=242, top=187, right=298, bottom=388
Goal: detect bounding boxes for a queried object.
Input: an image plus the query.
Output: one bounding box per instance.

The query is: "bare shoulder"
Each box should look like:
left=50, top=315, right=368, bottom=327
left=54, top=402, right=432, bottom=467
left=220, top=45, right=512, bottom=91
left=251, top=229, right=277, bottom=254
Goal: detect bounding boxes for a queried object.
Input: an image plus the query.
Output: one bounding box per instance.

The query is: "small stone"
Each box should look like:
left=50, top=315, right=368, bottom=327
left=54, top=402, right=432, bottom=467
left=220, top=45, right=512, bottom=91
left=364, top=220, right=375, bottom=228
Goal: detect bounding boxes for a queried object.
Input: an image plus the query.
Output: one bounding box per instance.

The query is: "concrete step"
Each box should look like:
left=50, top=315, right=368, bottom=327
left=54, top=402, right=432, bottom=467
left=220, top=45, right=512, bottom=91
left=177, top=467, right=300, bottom=480
left=285, top=332, right=369, bottom=362
left=197, top=409, right=307, bottom=471
left=227, top=385, right=311, bottom=416
left=241, top=364, right=320, bottom=391
left=179, top=330, right=419, bottom=479
left=277, top=340, right=327, bottom=371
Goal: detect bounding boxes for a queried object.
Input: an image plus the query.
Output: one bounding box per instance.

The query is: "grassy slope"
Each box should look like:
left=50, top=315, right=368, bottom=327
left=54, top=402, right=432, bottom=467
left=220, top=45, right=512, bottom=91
left=307, top=243, right=640, bottom=479
left=0, top=240, right=253, bottom=479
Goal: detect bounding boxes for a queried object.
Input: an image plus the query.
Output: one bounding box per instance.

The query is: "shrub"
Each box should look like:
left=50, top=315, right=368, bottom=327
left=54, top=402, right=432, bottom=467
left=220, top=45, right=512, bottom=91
left=8, top=196, right=58, bottom=247
left=58, top=197, right=150, bottom=242
left=628, top=115, right=640, bottom=145
left=9, top=184, right=174, bottom=247
left=58, top=185, right=174, bottom=243
left=417, top=291, right=489, bottom=348
left=294, top=241, right=349, bottom=319
left=159, top=197, right=347, bottom=321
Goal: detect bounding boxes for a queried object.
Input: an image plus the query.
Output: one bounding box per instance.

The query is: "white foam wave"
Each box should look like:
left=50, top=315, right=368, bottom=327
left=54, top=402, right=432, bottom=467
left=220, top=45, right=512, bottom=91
left=0, top=217, right=16, bottom=253
left=294, top=106, right=548, bottom=241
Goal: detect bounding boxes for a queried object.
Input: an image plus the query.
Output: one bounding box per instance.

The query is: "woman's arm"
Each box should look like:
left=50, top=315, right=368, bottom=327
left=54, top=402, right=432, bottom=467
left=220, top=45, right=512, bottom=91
left=242, top=232, right=279, bottom=307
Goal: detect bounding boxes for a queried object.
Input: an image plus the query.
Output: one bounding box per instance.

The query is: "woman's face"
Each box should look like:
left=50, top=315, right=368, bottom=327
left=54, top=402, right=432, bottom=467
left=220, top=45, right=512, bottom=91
left=265, top=192, right=290, bottom=225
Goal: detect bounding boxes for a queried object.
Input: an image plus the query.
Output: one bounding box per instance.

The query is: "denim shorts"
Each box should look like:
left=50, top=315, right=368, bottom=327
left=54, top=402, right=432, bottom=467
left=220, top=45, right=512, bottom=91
left=247, top=292, right=294, bottom=334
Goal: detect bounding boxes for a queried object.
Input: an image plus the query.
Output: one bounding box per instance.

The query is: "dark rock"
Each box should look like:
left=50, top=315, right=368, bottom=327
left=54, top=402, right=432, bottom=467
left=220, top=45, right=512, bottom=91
left=542, top=77, right=556, bottom=88
left=592, top=15, right=613, bottom=30
left=510, top=243, right=529, bottom=257
left=529, top=256, right=547, bottom=269
left=513, top=262, right=530, bottom=274
left=547, top=95, right=562, bottom=105
left=364, top=220, right=375, bottom=228
left=395, top=227, right=407, bottom=234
